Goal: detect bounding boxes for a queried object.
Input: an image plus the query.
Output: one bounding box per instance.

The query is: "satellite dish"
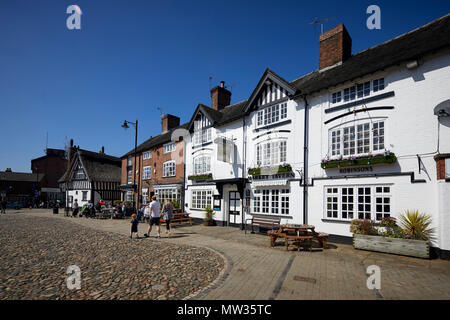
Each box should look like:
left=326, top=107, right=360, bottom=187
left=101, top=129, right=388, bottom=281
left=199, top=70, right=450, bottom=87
left=433, top=99, right=450, bottom=117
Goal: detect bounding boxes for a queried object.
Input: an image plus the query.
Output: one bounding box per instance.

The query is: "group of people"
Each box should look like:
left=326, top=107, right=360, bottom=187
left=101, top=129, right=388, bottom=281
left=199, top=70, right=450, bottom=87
left=130, top=196, right=174, bottom=239
left=70, top=199, right=110, bottom=218
left=1, top=198, right=6, bottom=214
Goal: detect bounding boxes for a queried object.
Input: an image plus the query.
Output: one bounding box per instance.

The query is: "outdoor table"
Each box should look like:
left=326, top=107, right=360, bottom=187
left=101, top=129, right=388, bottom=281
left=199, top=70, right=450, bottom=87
left=280, top=224, right=315, bottom=236
left=100, top=208, right=114, bottom=219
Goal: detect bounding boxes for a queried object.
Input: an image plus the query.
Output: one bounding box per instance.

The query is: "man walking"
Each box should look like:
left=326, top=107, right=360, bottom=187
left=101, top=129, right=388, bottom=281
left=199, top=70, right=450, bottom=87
left=144, top=196, right=161, bottom=238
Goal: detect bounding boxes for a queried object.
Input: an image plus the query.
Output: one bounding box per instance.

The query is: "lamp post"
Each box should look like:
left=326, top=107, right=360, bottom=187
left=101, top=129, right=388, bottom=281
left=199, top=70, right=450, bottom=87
left=122, top=119, right=139, bottom=211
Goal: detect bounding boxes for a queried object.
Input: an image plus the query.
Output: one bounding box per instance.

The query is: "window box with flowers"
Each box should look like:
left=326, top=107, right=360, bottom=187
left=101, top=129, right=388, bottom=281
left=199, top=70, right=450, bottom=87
left=248, top=163, right=293, bottom=176
left=321, top=151, right=396, bottom=169
left=188, top=173, right=213, bottom=181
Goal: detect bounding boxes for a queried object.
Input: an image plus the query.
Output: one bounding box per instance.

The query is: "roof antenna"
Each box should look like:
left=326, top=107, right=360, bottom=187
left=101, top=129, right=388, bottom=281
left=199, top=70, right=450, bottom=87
left=156, top=107, right=163, bottom=116
left=225, top=82, right=239, bottom=93
left=45, top=132, right=48, bottom=154
left=309, top=16, right=336, bottom=34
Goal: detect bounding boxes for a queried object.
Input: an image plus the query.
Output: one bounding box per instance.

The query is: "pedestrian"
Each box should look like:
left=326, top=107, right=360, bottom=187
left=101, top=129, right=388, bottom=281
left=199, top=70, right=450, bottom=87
left=144, top=196, right=161, bottom=238
left=130, top=213, right=139, bottom=239
left=162, top=199, right=174, bottom=236
left=72, top=199, right=79, bottom=217
left=143, top=204, right=150, bottom=223
left=1, top=198, right=6, bottom=214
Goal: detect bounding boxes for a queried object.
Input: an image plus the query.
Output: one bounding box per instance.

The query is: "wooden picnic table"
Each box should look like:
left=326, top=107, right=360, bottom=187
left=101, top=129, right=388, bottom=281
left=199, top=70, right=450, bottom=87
left=268, top=224, right=329, bottom=249
left=160, top=212, right=193, bottom=226
left=96, top=208, right=114, bottom=219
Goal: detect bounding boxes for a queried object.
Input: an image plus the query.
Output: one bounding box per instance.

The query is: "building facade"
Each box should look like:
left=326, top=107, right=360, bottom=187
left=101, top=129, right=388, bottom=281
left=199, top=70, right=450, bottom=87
left=0, top=168, right=45, bottom=207
left=31, top=148, right=67, bottom=205
left=59, top=140, right=121, bottom=208
left=183, top=15, right=450, bottom=258
left=120, top=115, right=186, bottom=209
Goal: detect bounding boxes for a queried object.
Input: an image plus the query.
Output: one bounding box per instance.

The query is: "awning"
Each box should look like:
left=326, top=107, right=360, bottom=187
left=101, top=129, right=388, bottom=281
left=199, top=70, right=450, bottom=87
left=252, top=179, right=289, bottom=188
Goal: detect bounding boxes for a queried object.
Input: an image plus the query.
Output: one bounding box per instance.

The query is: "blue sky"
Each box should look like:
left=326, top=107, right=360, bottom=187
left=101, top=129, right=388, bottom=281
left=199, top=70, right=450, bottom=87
left=0, top=0, right=449, bottom=172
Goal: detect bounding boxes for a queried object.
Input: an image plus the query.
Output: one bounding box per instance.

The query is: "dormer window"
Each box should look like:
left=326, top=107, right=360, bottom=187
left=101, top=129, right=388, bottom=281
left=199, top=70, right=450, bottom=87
left=256, top=102, right=287, bottom=128
left=193, top=113, right=212, bottom=146
left=331, top=78, right=386, bottom=105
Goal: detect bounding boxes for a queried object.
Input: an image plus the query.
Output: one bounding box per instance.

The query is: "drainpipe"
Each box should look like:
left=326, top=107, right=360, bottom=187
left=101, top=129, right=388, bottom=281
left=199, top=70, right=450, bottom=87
left=302, top=94, right=309, bottom=225
left=241, top=115, right=247, bottom=230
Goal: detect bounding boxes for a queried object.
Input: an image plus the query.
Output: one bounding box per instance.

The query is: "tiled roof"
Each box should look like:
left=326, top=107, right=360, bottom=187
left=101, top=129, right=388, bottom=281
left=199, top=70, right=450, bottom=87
left=290, top=13, right=450, bottom=96
left=0, top=171, right=45, bottom=182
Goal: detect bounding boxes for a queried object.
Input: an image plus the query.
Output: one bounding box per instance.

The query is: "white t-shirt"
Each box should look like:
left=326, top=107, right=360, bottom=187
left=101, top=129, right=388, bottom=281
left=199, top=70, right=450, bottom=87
left=144, top=206, right=150, bottom=217
left=150, top=201, right=161, bottom=218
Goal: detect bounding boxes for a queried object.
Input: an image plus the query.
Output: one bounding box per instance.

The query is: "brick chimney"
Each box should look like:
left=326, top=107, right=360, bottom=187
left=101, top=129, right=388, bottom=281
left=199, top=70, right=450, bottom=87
left=319, top=24, right=352, bottom=70
left=161, top=114, right=180, bottom=133
left=210, top=81, right=231, bottom=111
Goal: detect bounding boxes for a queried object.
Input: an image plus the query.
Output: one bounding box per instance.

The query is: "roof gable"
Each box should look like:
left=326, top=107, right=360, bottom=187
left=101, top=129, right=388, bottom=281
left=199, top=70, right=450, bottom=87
left=244, top=68, right=296, bottom=113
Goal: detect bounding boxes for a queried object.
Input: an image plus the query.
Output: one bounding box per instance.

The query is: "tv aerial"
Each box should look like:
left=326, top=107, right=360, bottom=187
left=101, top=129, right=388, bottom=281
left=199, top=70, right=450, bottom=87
left=225, top=82, right=239, bottom=93
left=309, top=16, right=336, bottom=34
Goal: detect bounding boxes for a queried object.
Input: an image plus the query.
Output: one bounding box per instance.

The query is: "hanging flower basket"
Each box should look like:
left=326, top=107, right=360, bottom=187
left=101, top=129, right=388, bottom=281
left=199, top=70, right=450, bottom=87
left=188, top=173, right=213, bottom=181
left=248, top=164, right=293, bottom=176
left=321, top=152, right=396, bottom=169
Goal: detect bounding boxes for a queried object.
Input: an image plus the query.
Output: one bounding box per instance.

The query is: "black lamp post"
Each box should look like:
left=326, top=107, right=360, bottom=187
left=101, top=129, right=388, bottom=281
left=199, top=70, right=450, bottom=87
left=122, top=119, right=139, bottom=211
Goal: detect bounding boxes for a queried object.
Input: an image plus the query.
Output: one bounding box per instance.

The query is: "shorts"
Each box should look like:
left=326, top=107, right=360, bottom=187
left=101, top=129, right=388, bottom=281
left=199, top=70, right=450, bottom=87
left=150, top=217, right=160, bottom=226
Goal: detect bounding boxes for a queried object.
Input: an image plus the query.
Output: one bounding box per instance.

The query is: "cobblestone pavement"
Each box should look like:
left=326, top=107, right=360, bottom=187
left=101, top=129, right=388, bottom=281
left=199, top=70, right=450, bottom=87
left=0, top=212, right=223, bottom=300
left=3, top=209, right=450, bottom=300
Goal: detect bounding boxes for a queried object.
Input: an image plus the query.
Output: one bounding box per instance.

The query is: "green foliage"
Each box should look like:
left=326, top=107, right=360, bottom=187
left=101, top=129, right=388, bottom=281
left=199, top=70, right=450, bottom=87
left=113, top=200, right=122, bottom=206
left=378, top=217, right=404, bottom=238
left=172, top=200, right=180, bottom=209
left=399, top=210, right=434, bottom=241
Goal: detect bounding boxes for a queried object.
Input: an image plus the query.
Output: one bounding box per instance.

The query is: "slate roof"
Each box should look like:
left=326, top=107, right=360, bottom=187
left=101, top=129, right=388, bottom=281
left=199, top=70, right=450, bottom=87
left=289, top=13, right=450, bottom=96
left=121, top=122, right=190, bottom=158
left=0, top=171, right=45, bottom=182
left=188, top=100, right=248, bottom=131
left=58, top=149, right=121, bottom=183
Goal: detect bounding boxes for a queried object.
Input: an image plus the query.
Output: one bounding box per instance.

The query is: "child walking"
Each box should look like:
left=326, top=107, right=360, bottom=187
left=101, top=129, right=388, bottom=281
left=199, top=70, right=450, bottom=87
left=130, top=213, right=139, bottom=239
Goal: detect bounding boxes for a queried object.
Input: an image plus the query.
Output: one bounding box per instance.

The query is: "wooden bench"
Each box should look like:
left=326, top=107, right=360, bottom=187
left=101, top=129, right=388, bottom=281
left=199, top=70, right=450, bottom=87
left=245, top=214, right=281, bottom=234
left=285, top=235, right=313, bottom=252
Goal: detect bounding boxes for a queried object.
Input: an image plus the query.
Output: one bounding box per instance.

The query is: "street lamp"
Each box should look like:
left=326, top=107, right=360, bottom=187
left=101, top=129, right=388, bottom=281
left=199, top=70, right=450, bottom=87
left=122, top=119, right=139, bottom=211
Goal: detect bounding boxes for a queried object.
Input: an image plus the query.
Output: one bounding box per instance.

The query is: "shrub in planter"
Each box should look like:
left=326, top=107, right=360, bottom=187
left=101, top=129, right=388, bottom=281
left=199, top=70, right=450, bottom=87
left=378, top=217, right=404, bottom=238
left=204, top=206, right=215, bottom=226
left=399, top=210, right=434, bottom=241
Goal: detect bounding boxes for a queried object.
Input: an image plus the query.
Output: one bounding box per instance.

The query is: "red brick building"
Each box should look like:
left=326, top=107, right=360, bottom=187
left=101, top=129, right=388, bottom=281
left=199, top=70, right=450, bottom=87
left=120, top=114, right=187, bottom=210
left=31, top=148, right=67, bottom=205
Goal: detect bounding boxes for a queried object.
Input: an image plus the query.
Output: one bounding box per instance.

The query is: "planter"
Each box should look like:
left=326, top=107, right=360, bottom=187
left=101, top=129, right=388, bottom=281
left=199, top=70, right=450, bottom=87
left=321, top=153, right=396, bottom=169
left=248, top=165, right=292, bottom=176
left=353, top=234, right=430, bottom=259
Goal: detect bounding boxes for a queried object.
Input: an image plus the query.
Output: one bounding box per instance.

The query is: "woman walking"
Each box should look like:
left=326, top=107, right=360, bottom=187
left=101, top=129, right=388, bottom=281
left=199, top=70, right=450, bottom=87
left=162, top=199, right=174, bottom=236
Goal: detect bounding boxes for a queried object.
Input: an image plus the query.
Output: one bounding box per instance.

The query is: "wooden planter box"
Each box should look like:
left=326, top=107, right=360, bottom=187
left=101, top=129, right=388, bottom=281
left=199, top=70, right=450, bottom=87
left=353, top=234, right=430, bottom=259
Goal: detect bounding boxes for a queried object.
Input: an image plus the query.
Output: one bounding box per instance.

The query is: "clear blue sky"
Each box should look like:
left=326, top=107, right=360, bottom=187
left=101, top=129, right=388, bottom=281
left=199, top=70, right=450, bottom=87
left=1, top=0, right=449, bottom=172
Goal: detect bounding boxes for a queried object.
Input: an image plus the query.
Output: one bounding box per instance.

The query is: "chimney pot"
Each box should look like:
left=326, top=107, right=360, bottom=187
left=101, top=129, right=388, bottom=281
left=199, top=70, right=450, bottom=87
left=211, top=82, right=231, bottom=111
left=161, top=114, right=180, bottom=133
left=319, top=24, right=352, bottom=70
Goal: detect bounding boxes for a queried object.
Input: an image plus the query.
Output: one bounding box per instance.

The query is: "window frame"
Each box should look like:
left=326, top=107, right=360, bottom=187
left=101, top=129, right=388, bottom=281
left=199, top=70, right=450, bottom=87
left=256, top=139, right=287, bottom=166
left=323, top=185, right=392, bottom=221
left=193, top=155, right=211, bottom=175
left=143, top=151, right=152, bottom=160
left=328, top=119, right=386, bottom=158
left=142, top=165, right=152, bottom=180
left=191, top=189, right=213, bottom=210
left=162, top=160, right=176, bottom=177
left=256, top=102, right=288, bottom=129
left=163, top=142, right=176, bottom=154
left=252, top=188, right=290, bottom=215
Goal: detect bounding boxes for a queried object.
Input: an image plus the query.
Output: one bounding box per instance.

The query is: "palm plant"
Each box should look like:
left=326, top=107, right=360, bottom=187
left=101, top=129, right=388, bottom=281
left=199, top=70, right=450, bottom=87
left=399, top=210, right=434, bottom=241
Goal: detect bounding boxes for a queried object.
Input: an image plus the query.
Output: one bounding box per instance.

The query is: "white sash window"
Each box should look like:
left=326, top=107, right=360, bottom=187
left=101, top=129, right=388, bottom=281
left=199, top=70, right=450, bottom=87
left=256, top=140, right=287, bottom=166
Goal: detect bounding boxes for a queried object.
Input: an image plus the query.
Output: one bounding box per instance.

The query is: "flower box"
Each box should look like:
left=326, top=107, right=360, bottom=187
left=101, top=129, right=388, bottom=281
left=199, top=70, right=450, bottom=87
left=321, top=152, right=396, bottom=169
left=353, top=234, right=430, bottom=259
left=248, top=164, right=292, bottom=176
left=188, top=173, right=213, bottom=181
